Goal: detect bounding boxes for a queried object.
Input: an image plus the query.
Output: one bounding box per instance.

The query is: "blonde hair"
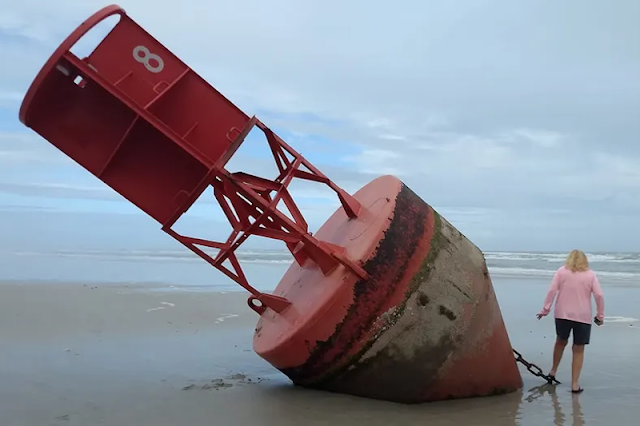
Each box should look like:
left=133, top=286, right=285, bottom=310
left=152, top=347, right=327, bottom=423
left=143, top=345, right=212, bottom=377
left=565, top=249, right=589, bottom=272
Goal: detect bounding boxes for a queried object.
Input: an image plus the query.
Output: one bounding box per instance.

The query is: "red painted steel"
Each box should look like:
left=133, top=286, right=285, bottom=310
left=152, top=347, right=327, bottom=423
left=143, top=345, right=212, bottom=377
left=19, top=4, right=368, bottom=315
left=20, top=5, right=524, bottom=403
left=254, top=176, right=400, bottom=368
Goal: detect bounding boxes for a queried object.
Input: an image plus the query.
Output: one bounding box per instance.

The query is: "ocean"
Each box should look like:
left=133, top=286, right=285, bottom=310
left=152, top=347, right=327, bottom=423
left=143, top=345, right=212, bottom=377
left=1, top=248, right=639, bottom=292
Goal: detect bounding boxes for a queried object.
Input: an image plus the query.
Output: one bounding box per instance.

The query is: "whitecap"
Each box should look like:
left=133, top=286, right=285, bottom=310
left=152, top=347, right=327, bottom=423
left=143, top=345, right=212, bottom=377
left=604, top=316, right=639, bottom=323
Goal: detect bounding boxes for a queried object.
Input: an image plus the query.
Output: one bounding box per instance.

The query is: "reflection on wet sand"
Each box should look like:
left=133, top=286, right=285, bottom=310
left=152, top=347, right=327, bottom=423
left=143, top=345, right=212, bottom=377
left=525, top=384, right=584, bottom=426
left=3, top=283, right=640, bottom=425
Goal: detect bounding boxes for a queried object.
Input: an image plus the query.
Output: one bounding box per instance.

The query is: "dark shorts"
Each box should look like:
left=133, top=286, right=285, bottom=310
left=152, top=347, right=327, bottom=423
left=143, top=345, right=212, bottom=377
left=555, top=318, right=592, bottom=345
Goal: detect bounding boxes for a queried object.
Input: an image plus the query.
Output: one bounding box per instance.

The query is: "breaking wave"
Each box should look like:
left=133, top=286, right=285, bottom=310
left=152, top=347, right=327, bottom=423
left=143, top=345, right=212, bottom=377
left=8, top=249, right=640, bottom=282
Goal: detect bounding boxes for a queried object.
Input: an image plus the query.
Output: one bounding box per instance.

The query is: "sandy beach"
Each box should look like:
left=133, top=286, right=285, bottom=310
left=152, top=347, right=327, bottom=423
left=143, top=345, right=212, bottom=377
left=1, top=277, right=639, bottom=426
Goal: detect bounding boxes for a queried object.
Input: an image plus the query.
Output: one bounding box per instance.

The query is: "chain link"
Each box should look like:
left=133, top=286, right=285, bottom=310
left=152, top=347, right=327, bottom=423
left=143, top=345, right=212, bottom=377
left=513, top=349, right=561, bottom=385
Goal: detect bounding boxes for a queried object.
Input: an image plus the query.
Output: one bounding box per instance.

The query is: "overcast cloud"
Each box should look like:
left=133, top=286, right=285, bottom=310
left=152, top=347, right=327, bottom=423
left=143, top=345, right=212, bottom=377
left=0, top=0, right=639, bottom=252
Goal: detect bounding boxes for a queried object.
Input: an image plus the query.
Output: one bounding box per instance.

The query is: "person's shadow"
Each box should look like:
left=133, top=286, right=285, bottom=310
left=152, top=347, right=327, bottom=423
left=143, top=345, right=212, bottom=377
left=526, top=383, right=585, bottom=426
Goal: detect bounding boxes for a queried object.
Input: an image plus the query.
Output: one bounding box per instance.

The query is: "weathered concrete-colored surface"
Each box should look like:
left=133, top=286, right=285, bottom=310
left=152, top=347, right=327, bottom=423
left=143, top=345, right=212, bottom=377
left=253, top=175, right=523, bottom=404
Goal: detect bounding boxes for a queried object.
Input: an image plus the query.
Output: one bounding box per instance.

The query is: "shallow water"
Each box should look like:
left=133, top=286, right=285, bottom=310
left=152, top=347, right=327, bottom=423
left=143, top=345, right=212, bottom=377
left=3, top=248, right=640, bottom=292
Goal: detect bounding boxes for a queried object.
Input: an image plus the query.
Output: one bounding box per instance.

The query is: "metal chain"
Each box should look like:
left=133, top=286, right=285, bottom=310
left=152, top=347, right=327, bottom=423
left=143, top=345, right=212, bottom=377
left=513, top=349, right=561, bottom=385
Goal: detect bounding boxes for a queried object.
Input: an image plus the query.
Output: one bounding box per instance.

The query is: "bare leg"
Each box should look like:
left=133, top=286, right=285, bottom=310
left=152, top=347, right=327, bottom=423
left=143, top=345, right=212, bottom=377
left=550, top=337, right=568, bottom=376
left=571, top=344, right=585, bottom=391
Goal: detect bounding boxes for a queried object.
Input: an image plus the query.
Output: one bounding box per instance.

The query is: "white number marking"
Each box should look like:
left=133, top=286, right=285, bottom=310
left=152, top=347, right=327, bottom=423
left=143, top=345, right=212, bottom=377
left=132, top=45, right=164, bottom=74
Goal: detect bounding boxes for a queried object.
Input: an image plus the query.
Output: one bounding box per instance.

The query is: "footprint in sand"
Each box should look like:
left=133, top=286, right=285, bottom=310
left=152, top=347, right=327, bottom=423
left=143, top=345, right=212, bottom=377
left=147, top=302, right=176, bottom=312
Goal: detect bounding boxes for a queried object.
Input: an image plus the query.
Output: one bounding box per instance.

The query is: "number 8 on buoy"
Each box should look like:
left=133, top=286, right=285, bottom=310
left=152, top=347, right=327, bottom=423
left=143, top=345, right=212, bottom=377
left=132, top=45, right=164, bottom=73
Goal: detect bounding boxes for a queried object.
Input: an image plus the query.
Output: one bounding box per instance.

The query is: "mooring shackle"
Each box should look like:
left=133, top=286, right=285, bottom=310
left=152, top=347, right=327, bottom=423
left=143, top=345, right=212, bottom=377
left=247, top=296, right=266, bottom=315
left=247, top=293, right=292, bottom=316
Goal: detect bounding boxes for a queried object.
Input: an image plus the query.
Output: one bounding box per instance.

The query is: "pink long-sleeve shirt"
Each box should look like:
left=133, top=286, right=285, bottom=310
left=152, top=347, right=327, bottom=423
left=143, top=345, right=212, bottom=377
left=539, top=266, right=605, bottom=324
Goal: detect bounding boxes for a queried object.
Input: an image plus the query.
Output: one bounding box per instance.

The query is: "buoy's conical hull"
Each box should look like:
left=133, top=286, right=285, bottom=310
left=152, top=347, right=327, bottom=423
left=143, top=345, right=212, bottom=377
left=253, top=176, right=523, bottom=403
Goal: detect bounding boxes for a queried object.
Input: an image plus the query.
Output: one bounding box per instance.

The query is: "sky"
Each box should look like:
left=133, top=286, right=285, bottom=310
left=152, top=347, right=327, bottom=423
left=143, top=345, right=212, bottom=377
left=1, top=0, right=639, bottom=254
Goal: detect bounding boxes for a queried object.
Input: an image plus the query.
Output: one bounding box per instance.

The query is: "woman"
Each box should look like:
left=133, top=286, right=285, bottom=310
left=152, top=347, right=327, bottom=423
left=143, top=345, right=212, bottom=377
left=536, top=249, right=605, bottom=393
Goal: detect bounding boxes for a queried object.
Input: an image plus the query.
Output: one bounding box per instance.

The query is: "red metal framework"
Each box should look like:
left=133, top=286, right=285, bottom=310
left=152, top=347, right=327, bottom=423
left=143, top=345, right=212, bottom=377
left=19, top=5, right=368, bottom=314
left=164, top=118, right=370, bottom=314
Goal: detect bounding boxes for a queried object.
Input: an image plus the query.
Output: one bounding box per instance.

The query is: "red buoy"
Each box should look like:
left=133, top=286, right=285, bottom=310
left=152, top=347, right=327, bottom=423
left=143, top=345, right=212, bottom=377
left=19, top=5, right=523, bottom=403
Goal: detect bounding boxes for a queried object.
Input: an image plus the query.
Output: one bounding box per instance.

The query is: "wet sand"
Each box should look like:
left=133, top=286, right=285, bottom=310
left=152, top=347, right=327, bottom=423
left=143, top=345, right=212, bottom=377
left=1, top=279, right=639, bottom=426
